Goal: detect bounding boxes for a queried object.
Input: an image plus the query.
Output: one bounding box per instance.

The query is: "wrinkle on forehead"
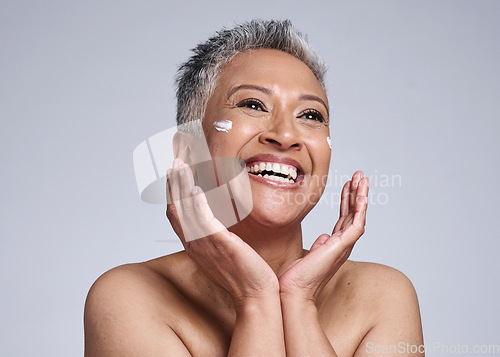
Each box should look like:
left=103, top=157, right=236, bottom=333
left=217, top=49, right=328, bottom=104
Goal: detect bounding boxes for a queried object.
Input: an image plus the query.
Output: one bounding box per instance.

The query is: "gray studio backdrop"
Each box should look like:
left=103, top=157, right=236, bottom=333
left=1, top=1, right=499, bottom=356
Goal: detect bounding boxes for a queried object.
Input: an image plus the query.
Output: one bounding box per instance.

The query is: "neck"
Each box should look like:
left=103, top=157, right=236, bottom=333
left=229, top=219, right=306, bottom=277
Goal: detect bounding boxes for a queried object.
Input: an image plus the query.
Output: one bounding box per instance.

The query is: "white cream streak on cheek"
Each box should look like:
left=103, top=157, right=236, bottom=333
left=213, top=120, right=232, bottom=132
left=327, top=136, right=332, bottom=149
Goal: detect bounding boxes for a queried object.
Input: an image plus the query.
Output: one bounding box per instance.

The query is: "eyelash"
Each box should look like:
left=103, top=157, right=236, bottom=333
left=236, top=98, right=266, bottom=111
left=236, top=99, right=325, bottom=123
left=299, top=109, right=325, bottom=123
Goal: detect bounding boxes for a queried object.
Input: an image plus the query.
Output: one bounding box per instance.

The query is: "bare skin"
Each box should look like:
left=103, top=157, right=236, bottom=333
left=84, top=49, right=424, bottom=356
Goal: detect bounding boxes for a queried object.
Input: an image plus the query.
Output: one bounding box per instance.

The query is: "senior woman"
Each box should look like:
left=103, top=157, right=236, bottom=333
left=84, top=20, right=424, bottom=356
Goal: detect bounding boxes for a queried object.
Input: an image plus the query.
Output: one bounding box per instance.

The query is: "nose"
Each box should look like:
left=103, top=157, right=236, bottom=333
left=258, top=112, right=303, bottom=151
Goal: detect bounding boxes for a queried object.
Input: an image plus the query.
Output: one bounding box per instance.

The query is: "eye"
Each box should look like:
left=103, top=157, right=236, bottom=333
left=236, top=98, right=267, bottom=112
left=299, top=109, right=325, bottom=123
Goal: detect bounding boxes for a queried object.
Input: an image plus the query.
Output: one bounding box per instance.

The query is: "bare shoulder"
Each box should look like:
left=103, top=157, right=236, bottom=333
left=342, top=260, right=419, bottom=300
left=334, top=261, right=424, bottom=356
left=336, top=260, right=422, bottom=321
left=85, top=252, right=190, bottom=315
left=84, top=253, right=192, bottom=356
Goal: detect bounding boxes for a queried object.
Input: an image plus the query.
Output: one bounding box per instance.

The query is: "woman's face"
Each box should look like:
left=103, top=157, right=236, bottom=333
left=202, top=49, right=331, bottom=227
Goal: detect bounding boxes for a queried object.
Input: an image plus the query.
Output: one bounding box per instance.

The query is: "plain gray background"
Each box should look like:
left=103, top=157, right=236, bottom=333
left=1, top=0, right=499, bottom=355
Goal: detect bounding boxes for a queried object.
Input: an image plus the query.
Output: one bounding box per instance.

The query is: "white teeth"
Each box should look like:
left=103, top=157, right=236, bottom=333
left=246, top=161, right=298, bottom=182
left=259, top=174, right=295, bottom=183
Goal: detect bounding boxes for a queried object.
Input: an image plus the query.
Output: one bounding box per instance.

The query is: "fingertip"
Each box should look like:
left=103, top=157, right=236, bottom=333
left=351, top=174, right=361, bottom=190
left=352, top=170, right=363, bottom=180
left=179, top=164, right=192, bottom=177
left=319, top=233, right=330, bottom=240
left=311, top=233, right=330, bottom=251
left=359, top=178, right=370, bottom=196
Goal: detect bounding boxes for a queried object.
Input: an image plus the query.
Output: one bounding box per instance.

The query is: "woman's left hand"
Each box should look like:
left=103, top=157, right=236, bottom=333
left=278, top=171, right=369, bottom=303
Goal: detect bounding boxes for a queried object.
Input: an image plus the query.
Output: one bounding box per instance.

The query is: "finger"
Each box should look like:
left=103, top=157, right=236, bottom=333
left=166, top=161, right=194, bottom=244
left=173, top=157, right=182, bottom=169
left=349, top=171, right=363, bottom=209
left=179, top=163, right=195, bottom=201
left=166, top=168, right=176, bottom=217
left=170, top=164, right=183, bottom=203
left=353, top=177, right=369, bottom=228
left=166, top=177, right=186, bottom=244
left=310, top=233, right=330, bottom=251
left=172, top=184, right=228, bottom=244
left=166, top=168, right=173, bottom=204
left=190, top=186, right=226, bottom=234
left=338, top=177, right=369, bottom=245
left=175, top=180, right=202, bottom=240
left=169, top=160, right=226, bottom=243
left=332, top=181, right=351, bottom=233
left=170, top=161, right=195, bottom=204
left=339, top=180, right=351, bottom=218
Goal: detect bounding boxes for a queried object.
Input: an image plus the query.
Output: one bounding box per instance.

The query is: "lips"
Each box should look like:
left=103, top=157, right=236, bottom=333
left=244, top=154, right=303, bottom=184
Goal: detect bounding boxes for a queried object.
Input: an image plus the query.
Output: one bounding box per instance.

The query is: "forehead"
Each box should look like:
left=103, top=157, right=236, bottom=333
left=214, top=49, right=327, bottom=104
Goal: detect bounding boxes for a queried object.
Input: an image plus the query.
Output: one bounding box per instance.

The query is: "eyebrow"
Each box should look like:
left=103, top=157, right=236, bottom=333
left=299, top=94, right=329, bottom=116
left=228, top=84, right=329, bottom=116
left=227, top=84, right=271, bottom=98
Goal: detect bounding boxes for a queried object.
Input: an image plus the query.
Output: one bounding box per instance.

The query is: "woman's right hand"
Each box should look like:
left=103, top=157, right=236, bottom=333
left=165, top=158, right=279, bottom=309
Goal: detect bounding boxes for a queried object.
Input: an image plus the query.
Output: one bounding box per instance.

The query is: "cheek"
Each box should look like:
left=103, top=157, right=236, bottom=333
left=207, top=134, right=231, bottom=157
left=210, top=120, right=262, bottom=154
left=307, top=133, right=331, bottom=169
left=205, top=130, right=246, bottom=157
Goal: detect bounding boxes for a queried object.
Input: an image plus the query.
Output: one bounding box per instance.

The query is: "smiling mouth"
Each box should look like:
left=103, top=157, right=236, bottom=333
left=245, top=161, right=298, bottom=183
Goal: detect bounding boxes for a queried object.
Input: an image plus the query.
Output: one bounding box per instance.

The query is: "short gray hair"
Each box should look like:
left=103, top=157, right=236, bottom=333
left=175, top=19, right=327, bottom=132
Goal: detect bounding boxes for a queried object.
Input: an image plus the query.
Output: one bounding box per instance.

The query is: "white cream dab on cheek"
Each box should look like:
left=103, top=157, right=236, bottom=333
left=327, top=136, right=332, bottom=149
left=213, top=120, right=232, bottom=133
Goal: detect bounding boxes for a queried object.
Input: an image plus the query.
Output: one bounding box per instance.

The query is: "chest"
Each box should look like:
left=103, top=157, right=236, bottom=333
left=171, top=300, right=369, bottom=357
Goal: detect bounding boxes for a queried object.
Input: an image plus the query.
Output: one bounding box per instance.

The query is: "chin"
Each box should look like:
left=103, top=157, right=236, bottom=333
left=244, top=201, right=307, bottom=228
